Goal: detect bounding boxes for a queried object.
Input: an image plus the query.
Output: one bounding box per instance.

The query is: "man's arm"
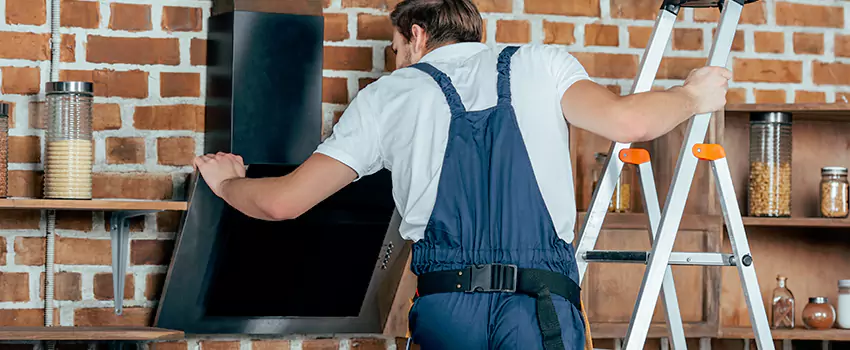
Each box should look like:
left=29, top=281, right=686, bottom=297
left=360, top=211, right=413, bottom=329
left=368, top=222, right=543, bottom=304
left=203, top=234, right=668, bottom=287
left=561, top=66, right=732, bottom=143
left=194, top=152, right=357, bottom=221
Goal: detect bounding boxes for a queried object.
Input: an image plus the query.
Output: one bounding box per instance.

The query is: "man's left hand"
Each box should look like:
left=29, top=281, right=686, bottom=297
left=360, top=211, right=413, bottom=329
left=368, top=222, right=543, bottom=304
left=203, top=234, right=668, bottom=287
left=194, top=152, right=246, bottom=197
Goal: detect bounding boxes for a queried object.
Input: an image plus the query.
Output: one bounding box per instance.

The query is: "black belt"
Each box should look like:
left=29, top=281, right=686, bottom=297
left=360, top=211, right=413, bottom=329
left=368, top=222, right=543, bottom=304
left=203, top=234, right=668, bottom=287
left=416, top=264, right=581, bottom=350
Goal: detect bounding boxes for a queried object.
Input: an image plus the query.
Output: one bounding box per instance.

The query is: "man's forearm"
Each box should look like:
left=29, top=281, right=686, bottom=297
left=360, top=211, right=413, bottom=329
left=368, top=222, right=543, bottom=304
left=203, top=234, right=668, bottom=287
left=219, top=176, right=290, bottom=221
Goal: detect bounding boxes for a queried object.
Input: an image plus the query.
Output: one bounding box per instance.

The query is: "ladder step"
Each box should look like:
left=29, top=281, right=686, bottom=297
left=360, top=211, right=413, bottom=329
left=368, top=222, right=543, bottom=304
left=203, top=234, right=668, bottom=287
left=583, top=251, right=737, bottom=266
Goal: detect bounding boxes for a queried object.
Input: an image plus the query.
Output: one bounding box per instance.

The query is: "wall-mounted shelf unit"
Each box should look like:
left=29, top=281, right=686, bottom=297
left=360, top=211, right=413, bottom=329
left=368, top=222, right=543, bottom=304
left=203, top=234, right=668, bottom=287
left=719, top=327, right=850, bottom=341
left=0, top=327, right=183, bottom=341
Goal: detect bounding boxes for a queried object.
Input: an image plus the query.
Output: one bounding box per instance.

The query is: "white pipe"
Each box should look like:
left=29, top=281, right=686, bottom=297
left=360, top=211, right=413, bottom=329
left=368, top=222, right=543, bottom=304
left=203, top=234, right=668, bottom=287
left=45, top=210, right=55, bottom=327
left=49, top=0, right=60, bottom=81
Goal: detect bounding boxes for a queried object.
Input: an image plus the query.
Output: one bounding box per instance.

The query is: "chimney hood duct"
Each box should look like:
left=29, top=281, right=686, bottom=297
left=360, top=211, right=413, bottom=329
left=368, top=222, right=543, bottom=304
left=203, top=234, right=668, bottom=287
left=154, top=5, right=407, bottom=335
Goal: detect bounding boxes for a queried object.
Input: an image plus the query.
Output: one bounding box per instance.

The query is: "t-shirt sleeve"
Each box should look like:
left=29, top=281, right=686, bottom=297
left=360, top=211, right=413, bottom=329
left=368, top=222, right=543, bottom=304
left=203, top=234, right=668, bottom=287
left=314, top=90, right=383, bottom=181
left=534, top=45, right=591, bottom=99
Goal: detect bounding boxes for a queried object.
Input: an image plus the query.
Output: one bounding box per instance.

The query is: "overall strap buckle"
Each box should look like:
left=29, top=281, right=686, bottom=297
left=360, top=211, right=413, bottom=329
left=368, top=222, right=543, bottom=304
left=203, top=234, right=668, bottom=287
left=467, top=264, right=518, bottom=293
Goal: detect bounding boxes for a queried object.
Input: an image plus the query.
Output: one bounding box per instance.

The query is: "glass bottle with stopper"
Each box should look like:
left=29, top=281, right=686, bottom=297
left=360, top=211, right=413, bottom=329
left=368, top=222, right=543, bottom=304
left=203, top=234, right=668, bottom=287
left=590, top=152, right=632, bottom=213
left=771, top=275, right=795, bottom=329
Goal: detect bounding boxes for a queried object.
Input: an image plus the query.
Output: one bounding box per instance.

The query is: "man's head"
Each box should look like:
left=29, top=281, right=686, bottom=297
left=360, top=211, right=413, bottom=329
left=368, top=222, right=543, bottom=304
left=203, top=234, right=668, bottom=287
left=390, top=0, right=483, bottom=69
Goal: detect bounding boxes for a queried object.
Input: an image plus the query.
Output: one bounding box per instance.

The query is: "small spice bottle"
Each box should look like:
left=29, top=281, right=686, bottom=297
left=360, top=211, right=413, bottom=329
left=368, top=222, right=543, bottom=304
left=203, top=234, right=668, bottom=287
left=0, top=103, right=7, bottom=198
left=803, top=296, right=836, bottom=330
left=821, top=167, right=849, bottom=218
left=838, top=280, right=850, bottom=329
left=591, top=152, right=633, bottom=213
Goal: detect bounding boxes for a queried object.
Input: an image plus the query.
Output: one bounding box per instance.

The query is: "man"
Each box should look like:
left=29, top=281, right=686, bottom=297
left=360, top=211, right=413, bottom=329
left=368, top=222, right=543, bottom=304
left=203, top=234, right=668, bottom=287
left=194, top=0, right=731, bottom=348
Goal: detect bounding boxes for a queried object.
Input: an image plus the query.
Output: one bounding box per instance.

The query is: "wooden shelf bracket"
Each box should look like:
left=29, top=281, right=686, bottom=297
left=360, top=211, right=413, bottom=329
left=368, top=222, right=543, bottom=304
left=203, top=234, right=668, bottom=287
left=109, top=210, right=168, bottom=315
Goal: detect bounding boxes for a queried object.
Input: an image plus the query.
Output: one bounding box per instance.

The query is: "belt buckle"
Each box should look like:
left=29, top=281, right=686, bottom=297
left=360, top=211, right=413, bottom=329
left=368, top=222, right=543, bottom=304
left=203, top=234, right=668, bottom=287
left=468, top=264, right=518, bottom=293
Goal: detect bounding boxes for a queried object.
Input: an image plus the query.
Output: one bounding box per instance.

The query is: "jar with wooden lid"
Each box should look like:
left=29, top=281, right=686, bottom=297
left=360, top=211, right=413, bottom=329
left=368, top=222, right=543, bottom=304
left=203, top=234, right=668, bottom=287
left=44, top=82, right=94, bottom=199
left=591, top=152, right=632, bottom=213
left=0, top=103, right=8, bottom=198
left=820, top=167, right=849, bottom=218
left=748, top=112, right=792, bottom=217
left=803, top=296, right=836, bottom=330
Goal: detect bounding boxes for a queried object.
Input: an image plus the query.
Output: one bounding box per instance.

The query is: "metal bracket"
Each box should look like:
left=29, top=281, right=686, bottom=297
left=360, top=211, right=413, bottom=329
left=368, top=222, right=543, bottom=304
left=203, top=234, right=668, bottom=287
left=110, top=210, right=161, bottom=315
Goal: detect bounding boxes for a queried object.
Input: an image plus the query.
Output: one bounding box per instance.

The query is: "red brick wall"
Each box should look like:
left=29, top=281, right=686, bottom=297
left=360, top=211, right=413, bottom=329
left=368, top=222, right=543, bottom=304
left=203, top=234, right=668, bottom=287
left=0, top=0, right=848, bottom=348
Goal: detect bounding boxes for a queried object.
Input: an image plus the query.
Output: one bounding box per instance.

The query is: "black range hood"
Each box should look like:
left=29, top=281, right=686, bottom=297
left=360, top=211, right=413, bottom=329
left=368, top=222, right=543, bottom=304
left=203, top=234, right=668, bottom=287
left=154, top=2, right=408, bottom=335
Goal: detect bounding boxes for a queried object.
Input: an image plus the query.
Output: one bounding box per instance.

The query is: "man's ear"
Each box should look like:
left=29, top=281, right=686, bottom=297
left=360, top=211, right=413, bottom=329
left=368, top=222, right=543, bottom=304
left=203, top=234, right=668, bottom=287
left=410, top=24, right=428, bottom=53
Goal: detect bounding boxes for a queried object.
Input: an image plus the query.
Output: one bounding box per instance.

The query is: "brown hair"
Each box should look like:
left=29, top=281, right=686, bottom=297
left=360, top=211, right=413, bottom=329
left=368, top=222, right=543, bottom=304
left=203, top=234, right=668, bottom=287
left=390, top=0, right=483, bottom=49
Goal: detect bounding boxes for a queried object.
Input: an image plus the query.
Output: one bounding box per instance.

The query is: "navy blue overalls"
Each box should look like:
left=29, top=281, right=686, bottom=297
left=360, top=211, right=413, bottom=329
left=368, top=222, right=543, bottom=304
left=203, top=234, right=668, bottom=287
left=406, top=46, right=585, bottom=350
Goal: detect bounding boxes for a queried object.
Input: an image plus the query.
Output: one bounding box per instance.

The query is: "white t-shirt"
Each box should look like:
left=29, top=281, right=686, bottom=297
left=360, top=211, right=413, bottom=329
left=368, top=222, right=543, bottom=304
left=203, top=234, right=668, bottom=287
left=315, top=43, right=590, bottom=243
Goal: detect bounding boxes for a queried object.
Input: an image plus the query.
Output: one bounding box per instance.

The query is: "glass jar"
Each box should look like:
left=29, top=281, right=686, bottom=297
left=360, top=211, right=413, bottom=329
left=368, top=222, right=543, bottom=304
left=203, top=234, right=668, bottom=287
left=0, top=103, right=8, bottom=198
left=838, top=280, right=850, bottom=329
left=803, top=297, right=836, bottom=330
left=771, top=275, right=795, bottom=329
left=591, top=152, right=632, bottom=213
left=820, top=167, right=849, bottom=218
left=748, top=112, right=792, bottom=217
left=44, top=82, right=94, bottom=199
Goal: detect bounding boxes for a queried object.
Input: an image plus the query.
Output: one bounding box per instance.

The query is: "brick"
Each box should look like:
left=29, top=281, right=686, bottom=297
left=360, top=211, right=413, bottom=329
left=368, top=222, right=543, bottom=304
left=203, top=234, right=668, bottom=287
left=0, top=309, right=43, bottom=326
left=776, top=3, right=843, bottom=28
left=93, top=104, right=121, bottom=131
left=93, top=173, right=173, bottom=200
left=61, top=0, right=99, bottom=28
left=6, top=0, right=46, bottom=25
left=525, top=0, right=599, bottom=17
left=793, top=33, right=823, bottom=55
left=161, top=72, right=200, bottom=98
left=813, top=62, right=850, bottom=86
left=4, top=100, right=16, bottom=128
left=9, top=136, right=40, bottom=164
left=145, top=273, right=165, bottom=300
left=628, top=26, right=652, bottom=49
left=384, top=46, right=397, bottom=72
left=157, top=211, right=182, bottom=232
left=15, top=237, right=45, bottom=266
left=473, top=0, right=511, bottom=13
left=606, top=85, right=621, bottom=95
left=324, top=13, right=349, bottom=42
left=1, top=67, right=40, bottom=95
left=87, top=36, right=180, bottom=66
left=359, top=78, right=377, bottom=91
left=157, top=137, right=195, bottom=166
left=200, top=342, right=240, bottom=350
left=152, top=342, right=188, bottom=350
left=755, top=89, right=786, bottom=104
left=93, top=273, right=134, bottom=300
left=56, top=211, right=93, bottom=231
left=41, top=272, right=81, bottom=301
left=543, top=21, right=575, bottom=45
left=0, top=32, right=48, bottom=60
left=191, top=39, right=207, bottom=66
left=324, top=46, right=373, bottom=71
left=610, top=0, right=655, bottom=20
left=727, top=88, right=747, bottom=104
left=0, top=210, right=40, bottom=230
left=835, top=35, right=850, bottom=58
left=333, top=111, right=344, bottom=125
left=796, top=91, right=825, bottom=103
left=162, top=6, right=203, bottom=32
left=350, top=338, right=385, bottom=350
left=341, top=0, right=400, bottom=10
left=9, top=171, right=43, bottom=198
left=673, top=28, right=702, bottom=51
left=323, top=77, right=348, bottom=104
left=656, top=57, right=705, bottom=80
left=358, top=14, right=392, bottom=41
left=0, top=237, right=6, bottom=265
left=74, top=307, right=152, bottom=327
left=134, top=105, right=204, bottom=131
left=481, top=19, right=487, bottom=43
left=61, top=34, right=75, bottom=62
left=106, top=137, right=145, bottom=165
left=0, top=272, right=29, bottom=302
left=584, top=24, right=618, bottom=47
left=131, top=240, right=174, bottom=266
left=733, top=59, right=802, bottom=83
left=109, top=3, right=151, bottom=31
left=57, top=237, right=110, bottom=265
left=572, top=52, right=637, bottom=79
left=60, top=69, right=149, bottom=99
left=301, top=340, right=339, bottom=350
left=754, top=32, right=784, bottom=54
left=496, top=20, right=530, bottom=44
left=694, top=1, right=765, bottom=25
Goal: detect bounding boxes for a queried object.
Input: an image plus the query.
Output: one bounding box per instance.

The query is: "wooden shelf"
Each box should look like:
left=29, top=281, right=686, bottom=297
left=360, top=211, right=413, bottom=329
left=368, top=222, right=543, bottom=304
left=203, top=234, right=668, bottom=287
left=720, top=327, right=850, bottom=341
left=740, top=217, right=850, bottom=228
left=725, top=103, right=850, bottom=122
left=0, top=327, right=184, bottom=340
left=0, top=198, right=187, bottom=211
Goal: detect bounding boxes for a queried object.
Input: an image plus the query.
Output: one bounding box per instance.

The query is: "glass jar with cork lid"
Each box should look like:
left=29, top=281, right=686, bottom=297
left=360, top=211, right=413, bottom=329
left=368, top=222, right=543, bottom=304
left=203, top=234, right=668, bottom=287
left=44, top=82, right=94, bottom=199
left=748, top=112, right=792, bottom=217
left=820, top=167, right=849, bottom=218
left=591, top=152, right=633, bottom=213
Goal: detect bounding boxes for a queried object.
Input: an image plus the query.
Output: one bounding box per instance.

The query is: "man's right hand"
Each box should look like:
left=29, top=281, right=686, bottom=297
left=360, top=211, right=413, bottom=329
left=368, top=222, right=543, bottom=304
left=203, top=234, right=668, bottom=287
left=681, top=66, right=733, bottom=116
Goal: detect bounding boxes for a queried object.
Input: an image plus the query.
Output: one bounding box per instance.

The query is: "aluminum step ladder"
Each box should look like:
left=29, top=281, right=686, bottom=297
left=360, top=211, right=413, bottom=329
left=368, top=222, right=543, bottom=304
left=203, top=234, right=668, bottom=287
left=573, top=0, right=774, bottom=349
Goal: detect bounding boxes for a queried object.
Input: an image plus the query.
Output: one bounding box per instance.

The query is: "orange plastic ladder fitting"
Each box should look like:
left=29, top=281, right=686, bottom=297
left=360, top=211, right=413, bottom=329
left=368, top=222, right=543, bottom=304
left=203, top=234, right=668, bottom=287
left=619, top=148, right=651, bottom=165
left=692, top=144, right=726, bottom=161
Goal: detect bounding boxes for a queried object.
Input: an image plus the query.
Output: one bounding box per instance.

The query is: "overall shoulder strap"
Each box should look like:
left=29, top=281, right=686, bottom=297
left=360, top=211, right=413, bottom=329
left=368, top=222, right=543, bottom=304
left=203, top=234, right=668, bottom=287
left=409, top=62, right=466, bottom=115
left=497, top=46, right=520, bottom=105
